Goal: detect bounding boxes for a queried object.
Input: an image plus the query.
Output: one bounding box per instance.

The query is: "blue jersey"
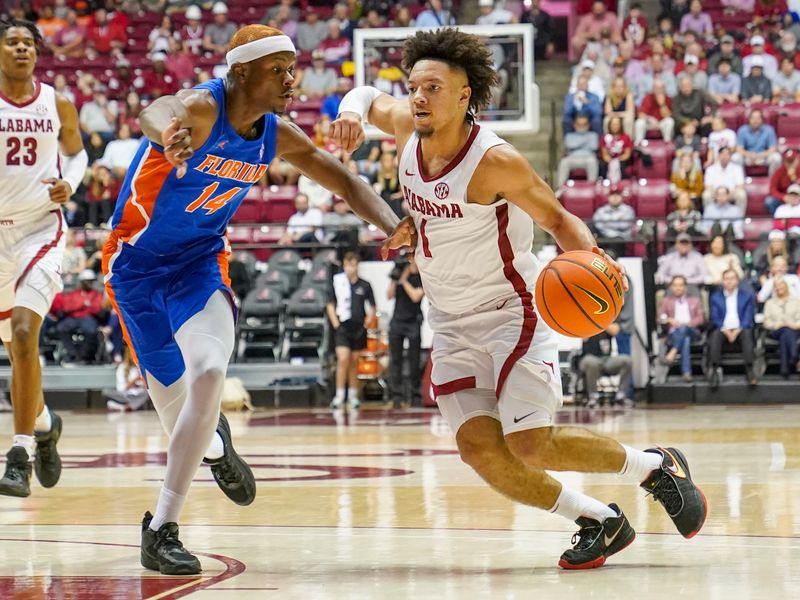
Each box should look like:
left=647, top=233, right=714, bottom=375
left=109, top=78, right=278, bottom=258
left=103, top=78, right=278, bottom=386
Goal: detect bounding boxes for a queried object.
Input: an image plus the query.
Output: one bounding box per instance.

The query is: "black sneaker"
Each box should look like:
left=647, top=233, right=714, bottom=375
left=34, top=410, right=63, bottom=488
left=559, top=503, right=636, bottom=570
left=0, top=447, right=32, bottom=498
left=204, top=413, right=256, bottom=506
left=140, top=511, right=202, bottom=575
left=640, top=447, right=708, bottom=539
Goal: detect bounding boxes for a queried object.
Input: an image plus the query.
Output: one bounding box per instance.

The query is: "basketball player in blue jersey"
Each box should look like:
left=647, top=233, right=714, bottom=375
left=102, top=25, right=414, bottom=575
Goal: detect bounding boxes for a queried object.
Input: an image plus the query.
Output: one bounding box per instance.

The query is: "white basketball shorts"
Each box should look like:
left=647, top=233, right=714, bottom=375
left=429, top=293, right=563, bottom=436
left=0, top=210, right=66, bottom=342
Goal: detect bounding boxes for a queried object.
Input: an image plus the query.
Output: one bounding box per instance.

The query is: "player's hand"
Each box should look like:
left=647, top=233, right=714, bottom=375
left=381, top=216, right=417, bottom=261
left=592, top=246, right=629, bottom=292
left=42, top=178, right=73, bottom=204
left=162, top=117, right=193, bottom=179
left=330, top=112, right=365, bottom=153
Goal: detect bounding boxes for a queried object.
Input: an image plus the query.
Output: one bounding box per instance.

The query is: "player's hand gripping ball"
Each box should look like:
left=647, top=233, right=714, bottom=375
left=534, top=250, right=625, bottom=337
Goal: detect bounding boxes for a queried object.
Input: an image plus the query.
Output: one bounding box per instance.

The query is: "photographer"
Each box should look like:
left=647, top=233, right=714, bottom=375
left=387, top=255, right=424, bottom=407
left=326, top=252, right=376, bottom=410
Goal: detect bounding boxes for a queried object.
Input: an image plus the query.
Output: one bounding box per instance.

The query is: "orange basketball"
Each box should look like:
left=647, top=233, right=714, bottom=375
left=534, top=250, right=624, bottom=338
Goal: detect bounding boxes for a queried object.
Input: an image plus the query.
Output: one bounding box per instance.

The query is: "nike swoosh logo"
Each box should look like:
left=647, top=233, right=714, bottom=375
left=604, top=521, right=623, bottom=546
left=496, top=298, right=510, bottom=310
left=404, top=169, right=415, bottom=176
left=662, top=447, right=687, bottom=479
left=513, top=410, right=537, bottom=423
left=573, top=284, right=610, bottom=315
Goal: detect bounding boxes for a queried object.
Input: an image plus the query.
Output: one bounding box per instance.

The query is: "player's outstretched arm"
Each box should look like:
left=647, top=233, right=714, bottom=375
left=277, top=119, right=416, bottom=256
left=49, top=94, right=87, bottom=204
left=483, top=145, right=628, bottom=288
left=138, top=90, right=217, bottom=177
left=330, top=87, right=413, bottom=153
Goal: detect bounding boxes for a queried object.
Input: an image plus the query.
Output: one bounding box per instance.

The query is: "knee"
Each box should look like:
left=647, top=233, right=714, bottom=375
left=505, top=427, right=554, bottom=468
left=10, top=318, right=39, bottom=351
left=456, top=430, right=506, bottom=474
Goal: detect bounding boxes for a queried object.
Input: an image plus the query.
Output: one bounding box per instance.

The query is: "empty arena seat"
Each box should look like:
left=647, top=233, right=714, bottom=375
left=742, top=218, right=774, bottom=251
left=776, top=114, right=800, bottom=142
left=231, top=200, right=262, bottom=224
left=263, top=198, right=296, bottom=223
left=745, top=177, right=771, bottom=217
left=266, top=185, right=298, bottom=202
left=632, top=179, right=671, bottom=218
left=226, top=226, right=253, bottom=244
left=558, top=180, right=597, bottom=219
left=634, top=140, right=674, bottom=180
left=254, top=269, right=294, bottom=298
left=716, top=103, right=747, bottom=131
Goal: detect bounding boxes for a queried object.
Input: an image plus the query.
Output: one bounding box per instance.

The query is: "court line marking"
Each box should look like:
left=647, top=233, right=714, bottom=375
left=7, top=524, right=800, bottom=541
left=0, top=537, right=247, bottom=600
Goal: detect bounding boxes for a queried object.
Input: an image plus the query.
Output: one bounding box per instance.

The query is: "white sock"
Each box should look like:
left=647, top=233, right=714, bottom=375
left=618, top=445, right=663, bottom=483
left=204, top=432, right=225, bottom=461
left=12, top=435, right=35, bottom=461
left=335, top=387, right=345, bottom=400
left=149, top=487, right=186, bottom=531
left=549, top=485, right=617, bottom=523
left=348, top=388, right=358, bottom=402
left=34, top=407, right=52, bottom=433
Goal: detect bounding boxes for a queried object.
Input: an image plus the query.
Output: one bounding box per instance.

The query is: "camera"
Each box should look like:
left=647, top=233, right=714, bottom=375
left=390, top=253, right=410, bottom=281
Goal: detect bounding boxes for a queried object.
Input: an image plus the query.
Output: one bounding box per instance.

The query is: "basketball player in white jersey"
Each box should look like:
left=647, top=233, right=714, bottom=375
left=0, top=20, right=88, bottom=497
left=331, top=29, right=707, bottom=569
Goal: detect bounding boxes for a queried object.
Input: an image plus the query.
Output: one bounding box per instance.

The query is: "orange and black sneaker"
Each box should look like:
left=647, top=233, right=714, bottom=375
left=641, top=447, right=707, bottom=539
left=558, top=504, right=636, bottom=570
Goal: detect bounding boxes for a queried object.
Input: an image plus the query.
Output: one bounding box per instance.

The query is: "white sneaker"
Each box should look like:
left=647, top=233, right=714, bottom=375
left=330, top=396, right=344, bottom=409
left=347, top=397, right=361, bottom=410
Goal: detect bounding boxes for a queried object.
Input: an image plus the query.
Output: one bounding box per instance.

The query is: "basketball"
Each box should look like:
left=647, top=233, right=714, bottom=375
left=534, top=250, right=624, bottom=338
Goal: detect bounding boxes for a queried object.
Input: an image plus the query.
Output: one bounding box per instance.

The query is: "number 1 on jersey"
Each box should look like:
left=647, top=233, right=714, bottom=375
left=419, top=218, right=432, bottom=258
left=185, top=181, right=242, bottom=215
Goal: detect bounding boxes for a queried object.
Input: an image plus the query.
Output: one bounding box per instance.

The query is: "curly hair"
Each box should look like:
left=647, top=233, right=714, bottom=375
left=0, top=18, right=42, bottom=48
left=402, top=28, right=498, bottom=115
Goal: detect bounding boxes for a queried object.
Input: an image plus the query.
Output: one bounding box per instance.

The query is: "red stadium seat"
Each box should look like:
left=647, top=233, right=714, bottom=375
left=632, top=179, right=671, bottom=218
left=634, top=140, right=674, bottom=180
left=717, top=103, right=746, bottom=132
left=777, top=114, right=800, bottom=141
left=263, top=199, right=296, bottom=223
left=226, top=226, right=253, bottom=244
left=742, top=218, right=774, bottom=251
left=266, top=185, right=298, bottom=202
left=558, top=180, right=597, bottom=219
left=231, top=201, right=261, bottom=224
left=745, top=177, right=771, bottom=217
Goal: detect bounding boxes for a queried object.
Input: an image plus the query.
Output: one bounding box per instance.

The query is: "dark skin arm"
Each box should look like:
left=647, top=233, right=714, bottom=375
left=44, top=93, right=86, bottom=203
left=276, top=119, right=415, bottom=257
left=138, top=88, right=218, bottom=177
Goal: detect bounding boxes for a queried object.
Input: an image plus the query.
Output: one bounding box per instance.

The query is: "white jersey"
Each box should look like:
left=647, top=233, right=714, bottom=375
left=398, top=124, right=540, bottom=315
left=0, top=81, right=62, bottom=226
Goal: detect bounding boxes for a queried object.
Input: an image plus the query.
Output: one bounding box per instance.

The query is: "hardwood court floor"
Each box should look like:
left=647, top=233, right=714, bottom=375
left=0, top=404, right=798, bottom=599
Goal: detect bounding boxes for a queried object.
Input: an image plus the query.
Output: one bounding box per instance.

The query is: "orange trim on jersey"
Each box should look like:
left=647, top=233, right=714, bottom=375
left=102, top=235, right=140, bottom=368
left=112, top=147, right=173, bottom=243
left=216, top=247, right=232, bottom=290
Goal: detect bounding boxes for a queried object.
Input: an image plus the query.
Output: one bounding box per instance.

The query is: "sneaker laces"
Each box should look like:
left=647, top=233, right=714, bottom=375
left=645, top=471, right=683, bottom=515
left=156, top=524, right=188, bottom=553
left=570, top=523, right=602, bottom=550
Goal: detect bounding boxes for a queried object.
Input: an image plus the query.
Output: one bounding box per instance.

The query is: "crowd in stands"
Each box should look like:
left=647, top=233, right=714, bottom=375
left=557, top=0, right=800, bottom=384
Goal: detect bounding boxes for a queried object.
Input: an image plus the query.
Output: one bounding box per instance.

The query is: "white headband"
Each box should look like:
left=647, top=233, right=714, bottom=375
left=226, top=35, right=296, bottom=67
